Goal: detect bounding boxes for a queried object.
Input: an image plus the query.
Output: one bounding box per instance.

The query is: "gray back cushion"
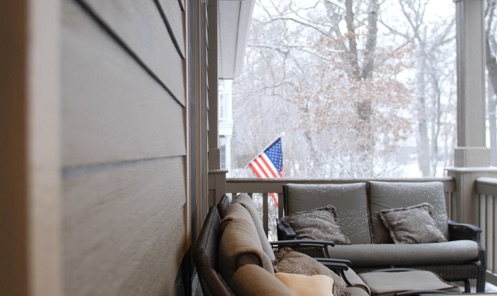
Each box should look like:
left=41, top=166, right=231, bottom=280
left=369, top=181, right=449, bottom=243
left=284, top=183, right=371, bottom=244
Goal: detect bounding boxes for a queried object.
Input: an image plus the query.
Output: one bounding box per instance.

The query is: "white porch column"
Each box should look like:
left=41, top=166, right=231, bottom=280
left=208, top=0, right=221, bottom=171
left=454, top=0, right=488, bottom=165
left=1, top=0, right=62, bottom=294
left=207, top=0, right=228, bottom=206
left=447, top=0, right=497, bottom=225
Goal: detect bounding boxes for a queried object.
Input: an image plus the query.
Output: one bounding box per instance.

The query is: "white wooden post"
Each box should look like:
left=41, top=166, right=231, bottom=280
left=0, top=0, right=62, bottom=295
left=447, top=0, right=497, bottom=225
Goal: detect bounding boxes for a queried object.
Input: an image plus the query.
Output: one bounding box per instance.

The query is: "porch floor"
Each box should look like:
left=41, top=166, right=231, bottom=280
left=471, top=282, right=497, bottom=293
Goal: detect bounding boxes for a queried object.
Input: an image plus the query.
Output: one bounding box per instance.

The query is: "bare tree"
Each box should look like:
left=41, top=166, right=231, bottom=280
left=379, top=0, right=456, bottom=176
left=290, top=7, right=413, bottom=177
left=486, top=0, right=497, bottom=165
left=231, top=0, right=454, bottom=178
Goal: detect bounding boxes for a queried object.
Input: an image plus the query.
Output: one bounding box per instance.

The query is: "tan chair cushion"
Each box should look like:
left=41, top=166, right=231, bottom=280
left=276, top=273, right=335, bottom=296
left=369, top=181, right=449, bottom=244
left=285, top=183, right=371, bottom=244
left=218, top=203, right=274, bottom=285
left=359, top=270, right=461, bottom=296
left=273, top=248, right=347, bottom=296
left=233, top=193, right=276, bottom=260
left=231, top=264, right=297, bottom=296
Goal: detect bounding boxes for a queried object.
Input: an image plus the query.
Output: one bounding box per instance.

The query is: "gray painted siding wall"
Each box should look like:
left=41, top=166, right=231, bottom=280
left=61, top=0, right=187, bottom=295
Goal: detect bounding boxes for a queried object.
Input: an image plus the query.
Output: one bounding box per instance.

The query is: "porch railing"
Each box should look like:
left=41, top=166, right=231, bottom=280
left=475, top=177, right=497, bottom=285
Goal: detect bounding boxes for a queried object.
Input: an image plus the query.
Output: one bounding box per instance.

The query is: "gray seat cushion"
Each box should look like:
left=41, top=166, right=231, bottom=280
left=359, top=270, right=461, bottom=296
left=343, top=268, right=371, bottom=295
left=285, top=183, right=371, bottom=244
left=327, top=240, right=480, bottom=267
left=369, top=181, right=449, bottom=243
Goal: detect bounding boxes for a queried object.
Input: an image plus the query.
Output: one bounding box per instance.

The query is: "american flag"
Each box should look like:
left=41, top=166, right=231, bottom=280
left=248, top=137, right=283, bottom=206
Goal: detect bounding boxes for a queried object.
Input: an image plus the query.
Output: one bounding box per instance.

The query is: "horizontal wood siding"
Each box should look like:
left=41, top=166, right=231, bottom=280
left=61, top=2, right=185, bottom=166
left=81, top=0, right=185, bottom=104
left=63, top=157, right=186, bottom=295
left=61, top=0, right=188, bottom=295
left=158, top=0, right=186, bottom=57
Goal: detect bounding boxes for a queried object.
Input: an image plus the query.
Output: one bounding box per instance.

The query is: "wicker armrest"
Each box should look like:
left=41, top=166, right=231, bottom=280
left=270, top=239, right=335, bottom=257
left=317, top=260, right=350, bottom=270
left=317, top=259, right=352, bottom=286
left=276, top=218, right=296, bottom=240
left=316, top=257, right=352, bottom=267
left=448, top=220, right=481, bottom=242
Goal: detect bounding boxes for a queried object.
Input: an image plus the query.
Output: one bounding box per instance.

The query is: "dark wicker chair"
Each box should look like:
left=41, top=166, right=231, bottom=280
left=193, top=197, right=350, bottom=295
left=193, top=206, right=234, bottom=296
left=216, top=195, right=231, bottom=219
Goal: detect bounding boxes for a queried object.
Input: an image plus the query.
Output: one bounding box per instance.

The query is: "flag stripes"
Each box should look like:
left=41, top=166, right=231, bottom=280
left=248, top=137, right=284, bottom=206
left=249, top=154, right=281, bottom=179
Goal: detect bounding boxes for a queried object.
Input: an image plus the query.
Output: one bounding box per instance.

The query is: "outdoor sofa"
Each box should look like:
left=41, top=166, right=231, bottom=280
left=193, top=193, right=462, bottom=296
left=277, top=181, right=486, bottom=292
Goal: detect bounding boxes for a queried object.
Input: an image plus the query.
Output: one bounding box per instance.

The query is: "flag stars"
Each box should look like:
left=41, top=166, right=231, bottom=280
left=248, top=137, right=284, bottom=206
left=266, top=141, right=283, bottom=172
